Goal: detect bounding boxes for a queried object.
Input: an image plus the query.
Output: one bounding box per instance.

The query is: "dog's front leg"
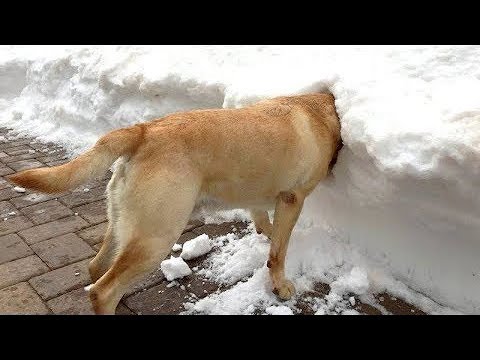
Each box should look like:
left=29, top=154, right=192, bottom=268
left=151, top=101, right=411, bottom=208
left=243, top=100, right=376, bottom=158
left=250, top=210, right=273, bottom=238
left=267, top=190, right=305, bottom=300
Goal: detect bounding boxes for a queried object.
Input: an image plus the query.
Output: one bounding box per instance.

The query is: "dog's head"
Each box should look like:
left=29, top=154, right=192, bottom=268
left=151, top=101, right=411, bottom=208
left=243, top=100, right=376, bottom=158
left=328, top=140, right=343, bottom=173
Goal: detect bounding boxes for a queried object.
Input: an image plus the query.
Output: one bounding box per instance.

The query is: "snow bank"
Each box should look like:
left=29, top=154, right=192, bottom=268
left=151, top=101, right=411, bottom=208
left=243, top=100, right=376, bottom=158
left=160, top=256, right=192, bottom=281
left=1, top=45, right=480, bottom=313
left=180, top=234, right=212, bottom=260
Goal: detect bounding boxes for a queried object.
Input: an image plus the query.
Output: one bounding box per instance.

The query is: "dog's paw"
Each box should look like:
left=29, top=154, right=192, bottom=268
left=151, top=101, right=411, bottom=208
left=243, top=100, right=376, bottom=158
left=273, top=279, right=295, bottom=300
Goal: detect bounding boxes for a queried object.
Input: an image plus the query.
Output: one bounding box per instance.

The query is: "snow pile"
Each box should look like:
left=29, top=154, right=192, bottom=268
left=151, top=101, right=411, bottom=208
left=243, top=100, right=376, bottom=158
left=1, top=45, right=480, bottom=313
left=197, top=230, right=270, bottom=285
left=160, top=256, right=192, bottom=281
left=180, top=234, right=212, bottom=260
left=330, top=267, right=369, bottom=297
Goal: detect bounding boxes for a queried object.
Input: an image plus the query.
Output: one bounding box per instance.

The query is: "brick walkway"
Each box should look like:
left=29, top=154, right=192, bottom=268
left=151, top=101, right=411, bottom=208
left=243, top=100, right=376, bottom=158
left=0, top=127, right=424, bottom=315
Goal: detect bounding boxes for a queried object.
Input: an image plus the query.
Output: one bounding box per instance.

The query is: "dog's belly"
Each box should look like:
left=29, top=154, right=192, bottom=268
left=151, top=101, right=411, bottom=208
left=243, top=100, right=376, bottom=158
left=200, top=178, right=293, bottom=210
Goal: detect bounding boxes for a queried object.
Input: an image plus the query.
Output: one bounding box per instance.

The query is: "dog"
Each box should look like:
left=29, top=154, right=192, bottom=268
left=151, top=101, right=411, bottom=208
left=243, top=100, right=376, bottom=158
left=7, top=93, right=342, bottom=314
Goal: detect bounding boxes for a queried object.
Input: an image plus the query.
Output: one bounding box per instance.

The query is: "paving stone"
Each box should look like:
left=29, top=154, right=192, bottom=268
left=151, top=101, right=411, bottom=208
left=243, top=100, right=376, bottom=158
left=183, top=219, right=204, bottom=233
left=36, top=154, right=68, bottom=163
left=46, top=159, right=69, bottom=167
left=176, top=231, right=199, bottom=245
left=71, top=178, right=107, bottom=192
left=0, top=216, right=34, bottom=237
left=31, top=233, right=96, bottom=269
left=1, top=144, right=33, bottom=154
left=47, top=287, right=95, bottom=314
left=59, top=187, right=106, bottom=207
left=19, top=215, right=89, bottom=244
left=0, top=166, right=14, bottom=176
left=29, top=258, right=93, bottom=300
left=10, top=192, right=57, bottom=208
left=8, top=159, right=45, bottom=172
left=35, top=151, right=68, bottom=164
left=0, top=255, right=49, bottom=289
left=0, top=282, right=50, bottom=314
left=124, top=282, right=190, bottom=315
left=124, top=276, right=218, bottom=315
left=76, top=222, right=108, bottom=245
left=116, top=302, right=134, bottom=315
left=0, top=200, right=17, bottom=218
left=0, top=167, right=14, bottom=177
left=124, top=267, right=166, bottom=297
left=1, top=152, right=38, bottom=164
left=47, top=288, right=134, bottom=315
left=26, top=140, right=52, bottom=149
left=0, top=233, right=33, bottom=265
left=0, top=178, right=10, bottom=190
left=0, top=187, right=23, bottom=201
left=192, top=221, right=249, bottom=238
left=72, top=200, right=107, bottom=224
left=21, top=199, right=73, bottom=225
left=373, top=293, right=426, bottom=315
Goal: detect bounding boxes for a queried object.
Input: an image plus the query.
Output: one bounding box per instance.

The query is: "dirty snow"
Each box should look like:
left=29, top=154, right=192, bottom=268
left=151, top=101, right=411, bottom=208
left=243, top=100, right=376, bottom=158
left=160, top=256, right=192, bottom=281
left=180, top=234, right=212, bottom=260
left=1, top=45, right=479, bottom=313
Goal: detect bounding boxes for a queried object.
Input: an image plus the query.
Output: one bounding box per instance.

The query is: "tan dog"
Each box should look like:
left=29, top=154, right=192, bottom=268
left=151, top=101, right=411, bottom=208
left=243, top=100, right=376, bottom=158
left=8, top=93, right=342, bottom=314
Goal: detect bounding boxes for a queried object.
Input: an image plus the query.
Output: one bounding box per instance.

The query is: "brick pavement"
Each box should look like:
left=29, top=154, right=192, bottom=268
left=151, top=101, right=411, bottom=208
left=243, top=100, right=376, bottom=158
left=0, top=127, right=425, bottom=315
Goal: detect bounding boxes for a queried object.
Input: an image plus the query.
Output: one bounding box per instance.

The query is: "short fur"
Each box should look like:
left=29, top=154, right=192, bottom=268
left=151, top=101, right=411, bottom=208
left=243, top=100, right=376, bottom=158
left=8, top=93, right=342, bottom=314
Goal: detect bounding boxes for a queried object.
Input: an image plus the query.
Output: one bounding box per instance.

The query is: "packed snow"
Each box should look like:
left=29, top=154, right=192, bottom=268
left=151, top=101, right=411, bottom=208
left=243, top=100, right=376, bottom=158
left=160, top=256, right=192, bottom=281
left=1, top=45, right=479, bottom=313
left=180, top=234, right=212, bottom=260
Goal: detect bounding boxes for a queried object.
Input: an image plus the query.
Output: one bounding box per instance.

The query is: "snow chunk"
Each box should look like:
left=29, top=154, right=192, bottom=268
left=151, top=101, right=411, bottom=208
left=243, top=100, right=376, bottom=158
left=172, top=243, right=182, bottom=252
left=160, top=256, right=192, bottom=281
left=180, top=234, right=212, bottom=260
left=13, top=186, right=26, bottom=193
left=330, top=267, right=369, bottom=296
left=265, top=306, right=294, bottom=315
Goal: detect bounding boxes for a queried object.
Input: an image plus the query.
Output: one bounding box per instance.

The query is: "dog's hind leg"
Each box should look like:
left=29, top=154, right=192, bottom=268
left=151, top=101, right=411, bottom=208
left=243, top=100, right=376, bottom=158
left=88, top=163, right=124, bottom=283
left=89, top=232, right=174, bottom=314
left=267, top=189, right=305, bottom=300
left=250, top=210, right=272, bottom=238
left=88, top=224, right=116, bottom=282
left=88, top=168, right=201, bottom=314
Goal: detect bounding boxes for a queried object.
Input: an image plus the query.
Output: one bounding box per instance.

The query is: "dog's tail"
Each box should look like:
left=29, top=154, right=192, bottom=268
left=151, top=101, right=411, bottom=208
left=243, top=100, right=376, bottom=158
left=7, top=125, right=145, bottom=194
